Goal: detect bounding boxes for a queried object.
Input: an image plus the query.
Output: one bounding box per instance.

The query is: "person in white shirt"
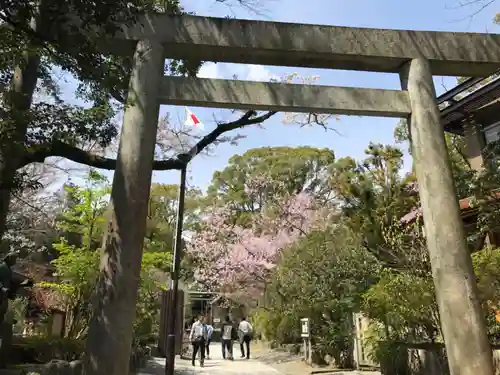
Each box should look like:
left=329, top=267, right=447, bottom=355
left=238, top=317, right=253, bottom=359
left=189, top=314, right=207, bottom=367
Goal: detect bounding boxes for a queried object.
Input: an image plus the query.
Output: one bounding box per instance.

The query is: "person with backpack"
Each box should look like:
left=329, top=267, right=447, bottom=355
left=189, top=314, right=207, bottom=367
left=204, top=319, right=214, bottom=360
left=238, top=317, right=253, bottom=359
left=221, top=316, right=236, bottom=360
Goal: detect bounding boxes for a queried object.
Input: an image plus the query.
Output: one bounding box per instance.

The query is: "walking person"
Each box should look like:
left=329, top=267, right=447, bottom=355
left=189, top=314, right=207, bottom=367
left=221, top=316, right=236, bottom=360
left=204, top=318, right=214, bottom=360
left=238, top=317, right=253, bottom=359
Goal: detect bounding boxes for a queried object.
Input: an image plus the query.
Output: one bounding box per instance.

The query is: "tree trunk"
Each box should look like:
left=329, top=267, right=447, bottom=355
left=83, top=39, right=164, bottom=375
left=0, top=14, right=42, bottom=241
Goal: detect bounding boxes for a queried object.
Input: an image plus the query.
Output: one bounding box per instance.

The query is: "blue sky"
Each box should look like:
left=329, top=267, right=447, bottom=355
left=57, top=0, right=499, bottom=191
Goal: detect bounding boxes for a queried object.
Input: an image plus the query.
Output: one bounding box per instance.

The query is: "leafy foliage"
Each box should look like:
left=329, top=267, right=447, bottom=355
left=472, top=248, right=500, bottom=343
left=134, top=251, right=171, bottom=341
left=362, top=270, right=440, bottom=343
left=35, top=171, right=174, bottom=340
left=259, top=224, right=378, bottom=365
left=330, top=143, right=420, bottom=271
left=145, top=183, right=202, bottom=252
left=206, top=147, right=336, bottom=224
left=10, top=336, right=85, bottom=363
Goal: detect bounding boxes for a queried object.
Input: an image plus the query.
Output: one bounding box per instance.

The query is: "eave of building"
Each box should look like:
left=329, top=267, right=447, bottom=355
left=440, top=71, right=500, bottom=134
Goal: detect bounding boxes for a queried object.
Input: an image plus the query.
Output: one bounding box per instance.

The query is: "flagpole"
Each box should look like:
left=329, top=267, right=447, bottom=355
left=165, top=153, right=189, bottom=375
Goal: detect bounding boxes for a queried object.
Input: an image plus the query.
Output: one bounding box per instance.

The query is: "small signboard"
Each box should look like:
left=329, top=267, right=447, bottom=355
left=213, top=318, right=221, bottom=323
left=300, top=318, right=310, bottom=338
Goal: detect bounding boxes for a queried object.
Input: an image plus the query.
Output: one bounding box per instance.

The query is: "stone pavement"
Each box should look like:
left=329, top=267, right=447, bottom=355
left=138, top=343, right=283, bottom=375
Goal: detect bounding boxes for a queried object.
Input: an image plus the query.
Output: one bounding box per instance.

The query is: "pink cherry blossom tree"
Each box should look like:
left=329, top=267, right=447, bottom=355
left=185, top=191, right=329, bottom=301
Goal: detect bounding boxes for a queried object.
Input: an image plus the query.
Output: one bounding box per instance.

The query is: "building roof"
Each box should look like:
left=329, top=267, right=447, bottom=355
left=401, top=191, right=500, bottom=224
left=401, top=196, right=477, bottom=224
left=13, top=260, right=65, bottom=313
left=440, top=71, right=500, bottom=135
left=402, top=73, right=500, bottom=224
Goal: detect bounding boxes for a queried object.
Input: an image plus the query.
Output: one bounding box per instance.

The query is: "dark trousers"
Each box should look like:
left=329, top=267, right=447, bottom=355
left=205, top=338, right=211, bottom=356
left=0, top=295, right=8, bottom=326
left=222, top=339, right=233, bottom=359
left=240, top=335, right=251, bottom=358
left=192, top=339, right=205, bottom=364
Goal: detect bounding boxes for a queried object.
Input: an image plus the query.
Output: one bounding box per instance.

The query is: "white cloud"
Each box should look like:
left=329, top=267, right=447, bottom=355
left=245, top=64, right=278, bottom=82
left=197, top=62, right=219, bottom=79
left=196, top=62, right=278, bottom=82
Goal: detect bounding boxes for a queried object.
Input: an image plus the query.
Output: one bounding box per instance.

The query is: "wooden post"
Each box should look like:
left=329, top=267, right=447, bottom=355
left=307, top=338, right=312, bottom=364
left=464, top=121, right=486, bottom=171
left=400, top=57, right=494, bottom=375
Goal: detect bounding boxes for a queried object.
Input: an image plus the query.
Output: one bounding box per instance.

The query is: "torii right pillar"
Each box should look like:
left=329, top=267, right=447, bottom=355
left=401, top=58, right=494, bottom=375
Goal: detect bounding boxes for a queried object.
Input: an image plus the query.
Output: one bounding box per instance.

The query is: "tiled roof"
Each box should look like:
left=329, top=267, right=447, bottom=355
left=12, top=260, right=65, bottom=312
left=401, top=192, right=500, bottom=224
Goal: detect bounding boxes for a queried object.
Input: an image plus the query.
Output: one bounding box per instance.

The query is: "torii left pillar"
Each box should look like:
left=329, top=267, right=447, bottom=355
left=83, top=39, right=165, bottom=375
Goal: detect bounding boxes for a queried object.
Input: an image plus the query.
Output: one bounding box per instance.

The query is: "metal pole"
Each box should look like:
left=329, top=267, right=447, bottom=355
left=165, top=163, right=187, bottom=375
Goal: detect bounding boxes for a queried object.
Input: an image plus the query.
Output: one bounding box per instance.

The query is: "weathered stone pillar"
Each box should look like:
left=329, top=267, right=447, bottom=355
left=464, top=122, right=486, bottom=170
left=83, top=39, right=164, bottom=375
left=400, top=58, right=494, bottom=375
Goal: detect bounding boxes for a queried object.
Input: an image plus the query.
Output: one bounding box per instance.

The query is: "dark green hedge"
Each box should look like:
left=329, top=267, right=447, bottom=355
left=10, top=336, right=84, bottom=364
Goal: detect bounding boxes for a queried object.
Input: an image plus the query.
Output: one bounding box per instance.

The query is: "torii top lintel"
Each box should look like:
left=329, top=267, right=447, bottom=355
left=109, top=13, right=500, bottom=77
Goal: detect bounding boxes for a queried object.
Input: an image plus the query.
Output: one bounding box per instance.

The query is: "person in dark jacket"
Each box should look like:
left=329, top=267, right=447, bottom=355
left=0, top=253, right=17, bottom=325
left=221, top=316, right=236, bottom=360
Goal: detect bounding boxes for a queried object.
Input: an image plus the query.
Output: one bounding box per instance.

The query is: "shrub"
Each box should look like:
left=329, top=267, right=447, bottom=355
left=10, top=336, right=84, bottom=364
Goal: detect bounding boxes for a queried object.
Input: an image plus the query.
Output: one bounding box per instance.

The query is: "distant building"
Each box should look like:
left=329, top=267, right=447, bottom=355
left=440, top=71, right=500, bottom=170
left=401, top=72, right=500, bottom=250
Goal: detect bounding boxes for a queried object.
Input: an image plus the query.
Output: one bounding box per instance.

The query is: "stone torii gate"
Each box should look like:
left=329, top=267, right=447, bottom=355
left=85, top=14, right=500, bottom=375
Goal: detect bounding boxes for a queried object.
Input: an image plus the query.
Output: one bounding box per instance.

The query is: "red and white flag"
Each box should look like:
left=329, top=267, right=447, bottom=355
left=184, top=107, right=204, bottom=130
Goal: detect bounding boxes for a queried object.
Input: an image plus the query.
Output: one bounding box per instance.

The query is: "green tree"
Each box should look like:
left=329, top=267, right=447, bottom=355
left=40, top=240, right=100, bottom=338
left=361, top=246, right=500, bottom=352
left=0, top=0, right=275, bottom=241
left=260, top=223, right=378, bottom=366
left=145, top=183, right=202, bottom=252
left=39, top=172, right=173, bottom=340
left=38, top=171, right=109, bottom=338
left=362, top=270, right=440, bottom=344
left=330, top=143, right=420, bottom=271
left=132, top=251, right=171, bottom=343
left=40, top=243, right=171, bottom=340
left=57, top=170, right=110, bottom=251
left=207, top=146, right=335, bottom=224
left=393, top=119, right=474, bottom=199
left=472, top=248, right=500, bottom=343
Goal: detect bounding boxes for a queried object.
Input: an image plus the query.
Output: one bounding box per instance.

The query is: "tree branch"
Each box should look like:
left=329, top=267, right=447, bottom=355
left=19, top=110, right=276, bottom=170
